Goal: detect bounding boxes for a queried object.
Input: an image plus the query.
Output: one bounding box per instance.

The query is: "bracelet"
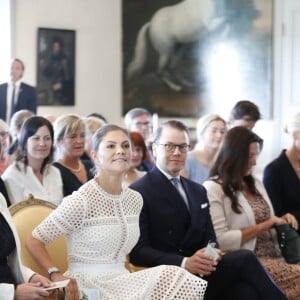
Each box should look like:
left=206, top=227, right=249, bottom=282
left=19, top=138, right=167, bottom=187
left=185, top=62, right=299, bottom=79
left=49, top=271, right=61, bottom=281
left=28, top=273, right=37, bottom=282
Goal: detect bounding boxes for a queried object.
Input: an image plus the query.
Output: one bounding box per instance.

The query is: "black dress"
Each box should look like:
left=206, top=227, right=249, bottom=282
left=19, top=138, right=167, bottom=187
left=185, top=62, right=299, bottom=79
left=53, top=160, right=94, bottom=196
left=0, top=177, right=11, bottom=207
left=0, top=213, right=16, bottom=284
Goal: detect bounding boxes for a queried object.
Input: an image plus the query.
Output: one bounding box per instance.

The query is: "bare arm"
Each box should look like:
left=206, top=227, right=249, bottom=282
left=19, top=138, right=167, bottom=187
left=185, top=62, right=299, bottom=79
left=241, top=216, right=286, bottom=245
left=26, top=235, right=79, bottom=300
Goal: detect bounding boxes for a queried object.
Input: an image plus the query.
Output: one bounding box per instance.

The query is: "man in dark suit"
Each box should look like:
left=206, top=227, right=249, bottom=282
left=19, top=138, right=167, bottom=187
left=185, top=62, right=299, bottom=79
left=0, top=58, right=37, bottom=123
left=130, top=120, right=286, bottom=300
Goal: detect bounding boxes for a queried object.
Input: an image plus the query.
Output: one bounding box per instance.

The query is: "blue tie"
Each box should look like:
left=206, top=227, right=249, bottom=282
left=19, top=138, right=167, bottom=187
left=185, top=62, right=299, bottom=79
left=170, top=178, right=180, bottom=190
left=170, top=178, right=189, bottom=210
left=11, top=83, right=16, bottom=116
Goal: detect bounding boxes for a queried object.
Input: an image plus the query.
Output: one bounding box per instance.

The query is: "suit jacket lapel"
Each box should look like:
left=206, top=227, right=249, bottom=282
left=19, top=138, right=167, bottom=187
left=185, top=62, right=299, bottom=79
left=151, top=168, right=190, bottom=214
left=180, top=177, right=207, bottom=245
left=0, top=84, right=8, bottom=120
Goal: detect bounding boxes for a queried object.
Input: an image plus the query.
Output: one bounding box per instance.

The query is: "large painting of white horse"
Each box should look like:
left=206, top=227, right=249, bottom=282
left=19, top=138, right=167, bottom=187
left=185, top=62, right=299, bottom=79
left=123, top=0, right=273, bottom=118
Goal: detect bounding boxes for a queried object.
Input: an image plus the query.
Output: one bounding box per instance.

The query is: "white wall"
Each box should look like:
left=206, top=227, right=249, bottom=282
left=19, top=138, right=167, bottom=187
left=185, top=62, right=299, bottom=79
left=14, top=0, right=122, bottom=124
left=0, top=0, right=12, bottom=82
left=11, top=0, right=296, bottom=166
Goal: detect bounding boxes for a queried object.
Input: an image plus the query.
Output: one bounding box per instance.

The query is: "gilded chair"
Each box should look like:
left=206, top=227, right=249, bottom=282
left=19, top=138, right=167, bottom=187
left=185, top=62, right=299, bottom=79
left=9, top=195, right=68, bottom=299
left=125, top=255, right=147, bottom=273
left=127, top=262, right=147, bottom=272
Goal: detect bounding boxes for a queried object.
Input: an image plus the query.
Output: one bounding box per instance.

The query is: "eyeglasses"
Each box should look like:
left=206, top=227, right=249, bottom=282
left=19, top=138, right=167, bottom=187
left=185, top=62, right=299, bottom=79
left=158, top=143, right=190, bottom=153
left=134, top=121, right=151, bottom=128
left=0, top=131, right=9, bottom=137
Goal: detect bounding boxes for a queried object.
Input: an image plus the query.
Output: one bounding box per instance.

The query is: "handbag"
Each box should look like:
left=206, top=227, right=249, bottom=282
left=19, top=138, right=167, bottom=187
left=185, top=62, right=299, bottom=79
left=275, top=223, right=300, bottom=264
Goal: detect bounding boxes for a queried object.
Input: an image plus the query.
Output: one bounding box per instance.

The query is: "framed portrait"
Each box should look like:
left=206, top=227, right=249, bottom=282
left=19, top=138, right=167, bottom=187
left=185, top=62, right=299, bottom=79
left=123, top=0, right=273, bottom=118
left=36, top=28, right=76, bottom=106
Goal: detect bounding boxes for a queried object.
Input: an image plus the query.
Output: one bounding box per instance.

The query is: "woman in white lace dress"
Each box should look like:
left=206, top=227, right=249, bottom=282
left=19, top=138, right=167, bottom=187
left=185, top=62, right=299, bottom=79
left=26, top=124, right=207, bottom=300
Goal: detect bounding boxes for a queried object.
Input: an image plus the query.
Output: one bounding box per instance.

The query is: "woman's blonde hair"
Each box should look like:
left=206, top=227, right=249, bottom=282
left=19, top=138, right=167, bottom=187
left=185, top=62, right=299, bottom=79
left=83, top=116, right=105, bottom=135
left=284, top=112, right=300, bottom=134
left=196, top=114, right=226, bottom=138
left=53, top=114, right=86, bottom=143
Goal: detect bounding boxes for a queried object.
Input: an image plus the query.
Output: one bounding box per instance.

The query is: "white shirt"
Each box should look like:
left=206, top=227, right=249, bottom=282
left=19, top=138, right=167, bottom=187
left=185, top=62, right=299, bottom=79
left=6, top=79, right=21, bottom=122
left=156, top=165, right=189, bottom=209
left=2, top=161, right=63, bottom=205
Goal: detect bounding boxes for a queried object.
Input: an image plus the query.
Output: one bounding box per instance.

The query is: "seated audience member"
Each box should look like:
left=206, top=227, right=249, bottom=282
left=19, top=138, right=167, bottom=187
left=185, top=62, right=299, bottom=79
left=203, top=126, right=300, bottom=299
left=2, top=116, right=63, bottom=205
left=53, top=114, right=93, bottom=196
left=130, top=120, right=287, bottom=300
left=182, top=114, right=226, bottom=184
left=26, top=124, right=207, bottom=300
left=82, top=116, right=105, bottom=161
left=8, top=109, right=35, bottom=156
left=43, top=114, right=57, bottom=124
left=123, top=132, right=146, bottom=186
left=10, top=109, right=35, bottom=139
left=263, top=112, right=300, bottom=231
left=86, top=112, right=108, bottom=124
left=0, top=192, right=51, bottom=299
left=124, top=107, right=154, bottom=171
left=0, top=146, right=10, bottom=206
left=0, top=119, right=12, bottom=175
left=228, top=100, right=261, bottom=130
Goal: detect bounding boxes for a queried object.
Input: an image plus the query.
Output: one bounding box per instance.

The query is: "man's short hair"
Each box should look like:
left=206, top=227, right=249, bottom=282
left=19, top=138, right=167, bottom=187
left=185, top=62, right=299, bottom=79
left=124, top=108, right=151, bottom=128
left=153, top=120, right=190, bottom=143
left=230, top=100, right=261, bottom=121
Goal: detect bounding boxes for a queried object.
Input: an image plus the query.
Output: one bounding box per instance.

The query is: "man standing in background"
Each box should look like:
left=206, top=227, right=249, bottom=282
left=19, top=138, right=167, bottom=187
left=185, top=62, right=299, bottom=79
left=0, top=58, right=37, bottom=123
left=228, top=100, right=261, bottom=130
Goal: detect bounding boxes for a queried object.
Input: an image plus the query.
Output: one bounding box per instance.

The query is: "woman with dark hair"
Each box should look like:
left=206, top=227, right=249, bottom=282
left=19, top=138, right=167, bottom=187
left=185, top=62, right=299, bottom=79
left=27, top=124, right=207, bottom=299
left=123, top=131, right=147, bottom=186
left=2, top=116, right=63, bottom=205
left=203, top=126, right=300, bottom=299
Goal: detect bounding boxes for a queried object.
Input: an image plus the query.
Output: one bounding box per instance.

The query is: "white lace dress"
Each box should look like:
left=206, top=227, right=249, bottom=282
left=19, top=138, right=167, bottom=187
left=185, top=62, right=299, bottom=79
left=32, top=179, right=207, bottom=300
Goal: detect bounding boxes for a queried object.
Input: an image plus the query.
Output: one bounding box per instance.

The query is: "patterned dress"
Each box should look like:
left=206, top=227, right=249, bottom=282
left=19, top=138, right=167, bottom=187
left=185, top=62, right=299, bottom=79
left=248, top=196, right=300, bottom=300
left=32, top=179, right=207, bottom=299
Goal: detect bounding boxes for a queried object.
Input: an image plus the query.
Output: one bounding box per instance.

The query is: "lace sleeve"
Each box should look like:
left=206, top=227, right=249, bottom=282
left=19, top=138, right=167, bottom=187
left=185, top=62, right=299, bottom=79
left=32, top=191, right=87, bottom=244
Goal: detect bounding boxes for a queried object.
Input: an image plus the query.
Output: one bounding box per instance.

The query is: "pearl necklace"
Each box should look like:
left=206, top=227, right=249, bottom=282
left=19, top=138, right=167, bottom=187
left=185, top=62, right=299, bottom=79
left=59, top=160, right=82, bottom=173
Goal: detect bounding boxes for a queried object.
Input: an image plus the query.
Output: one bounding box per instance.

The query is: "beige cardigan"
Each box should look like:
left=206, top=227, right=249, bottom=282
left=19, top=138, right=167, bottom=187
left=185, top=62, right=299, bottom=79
left=203, top=178, right=280, bottom=253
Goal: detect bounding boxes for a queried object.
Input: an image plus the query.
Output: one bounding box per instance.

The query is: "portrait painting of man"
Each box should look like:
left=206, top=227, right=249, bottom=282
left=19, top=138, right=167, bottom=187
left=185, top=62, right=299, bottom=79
left=37, top=28, right=75, bottom=106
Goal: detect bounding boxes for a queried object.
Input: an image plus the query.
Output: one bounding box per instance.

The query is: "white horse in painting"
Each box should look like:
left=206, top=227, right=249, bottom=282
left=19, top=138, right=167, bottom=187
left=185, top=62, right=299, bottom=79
left=126, top=0, right=228, bottom=90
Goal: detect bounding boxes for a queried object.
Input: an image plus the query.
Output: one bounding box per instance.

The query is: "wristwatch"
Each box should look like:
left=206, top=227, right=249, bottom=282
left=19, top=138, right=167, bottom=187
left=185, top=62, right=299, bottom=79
left=47, top=266, right=61, bottom=278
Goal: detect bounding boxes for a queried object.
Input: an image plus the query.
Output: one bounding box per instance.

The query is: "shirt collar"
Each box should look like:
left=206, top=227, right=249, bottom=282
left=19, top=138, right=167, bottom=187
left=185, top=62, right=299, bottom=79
left=157, top=165, right=180, bottom=181
left=10, top=79, right=22, bottom=88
